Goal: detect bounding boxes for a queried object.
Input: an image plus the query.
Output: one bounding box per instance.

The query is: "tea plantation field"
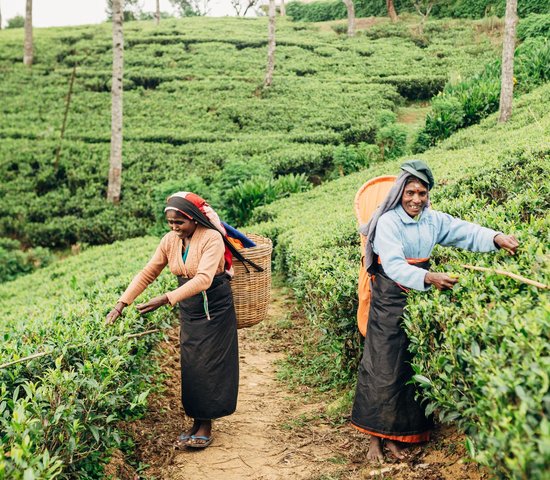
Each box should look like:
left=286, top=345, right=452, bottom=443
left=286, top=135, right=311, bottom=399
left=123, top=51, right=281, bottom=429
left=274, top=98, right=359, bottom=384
left=253, top=83, right=550, bottom=478
left=0, top=16, right=500, bottom=250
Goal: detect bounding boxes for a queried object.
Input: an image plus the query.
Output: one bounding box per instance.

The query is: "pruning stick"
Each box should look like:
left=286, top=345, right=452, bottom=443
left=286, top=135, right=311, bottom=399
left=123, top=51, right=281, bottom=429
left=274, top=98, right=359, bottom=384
left=0, top=329, right=163, bottom=369
left=462, top=264, right=549, bottom=290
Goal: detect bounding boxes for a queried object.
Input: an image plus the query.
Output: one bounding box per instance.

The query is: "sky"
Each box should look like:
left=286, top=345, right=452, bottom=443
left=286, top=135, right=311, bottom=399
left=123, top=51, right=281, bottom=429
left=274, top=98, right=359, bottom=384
left=0, top=0, right=242, bottom=28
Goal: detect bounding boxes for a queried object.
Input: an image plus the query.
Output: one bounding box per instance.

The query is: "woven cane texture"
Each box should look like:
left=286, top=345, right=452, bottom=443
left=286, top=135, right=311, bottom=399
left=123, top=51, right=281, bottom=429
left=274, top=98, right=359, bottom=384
left=231, top=234, right=272, bottom=329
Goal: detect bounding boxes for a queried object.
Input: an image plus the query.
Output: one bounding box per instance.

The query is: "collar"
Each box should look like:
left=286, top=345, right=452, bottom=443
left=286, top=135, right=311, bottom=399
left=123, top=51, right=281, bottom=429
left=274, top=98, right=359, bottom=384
left=395, top=204, right=428, bottom=224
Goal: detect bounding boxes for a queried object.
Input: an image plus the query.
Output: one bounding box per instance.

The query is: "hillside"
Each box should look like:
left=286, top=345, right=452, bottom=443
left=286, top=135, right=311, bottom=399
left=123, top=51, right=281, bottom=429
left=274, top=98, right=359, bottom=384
left=0, top=16, right=500, bottom=249
left=252, top=83, right=550, bottom=478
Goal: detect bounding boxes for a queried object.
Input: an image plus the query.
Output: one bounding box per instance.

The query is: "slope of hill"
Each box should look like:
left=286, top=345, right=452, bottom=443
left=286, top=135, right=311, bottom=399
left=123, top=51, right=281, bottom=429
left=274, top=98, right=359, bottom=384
left=252, top=83, right=550, bottom=478
left=0, top=16, right=500, bottom=248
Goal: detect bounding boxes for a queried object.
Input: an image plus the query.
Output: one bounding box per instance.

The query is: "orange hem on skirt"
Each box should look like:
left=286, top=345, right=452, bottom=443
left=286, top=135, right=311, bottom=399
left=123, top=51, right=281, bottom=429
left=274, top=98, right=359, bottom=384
left=351, top=423, right=430, bottom=443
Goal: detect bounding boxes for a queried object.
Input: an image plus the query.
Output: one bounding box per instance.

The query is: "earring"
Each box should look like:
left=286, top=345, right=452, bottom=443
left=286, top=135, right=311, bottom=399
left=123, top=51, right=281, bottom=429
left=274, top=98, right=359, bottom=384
left=194, top=221, right=198, bottom=225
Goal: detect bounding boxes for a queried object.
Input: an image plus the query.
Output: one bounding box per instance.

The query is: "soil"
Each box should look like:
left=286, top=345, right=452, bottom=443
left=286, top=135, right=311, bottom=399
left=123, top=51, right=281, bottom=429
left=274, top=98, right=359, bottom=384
left=119, top=283, right=489, bottom=480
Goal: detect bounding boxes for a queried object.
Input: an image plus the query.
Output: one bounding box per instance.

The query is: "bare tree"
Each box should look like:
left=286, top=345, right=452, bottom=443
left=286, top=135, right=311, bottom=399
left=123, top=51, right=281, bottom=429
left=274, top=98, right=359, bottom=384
left=23, top=0, right=32, bottom=66
left=387, top=0, right=398, bottom=22
left=155, top=0, right=160, bottom=24
left=107, top=0, right=124, bottom=203
left=279, top=0, right=286, bottom=16
left=230, top=0, right=261, bottom=16
left=412, top=0, right=434, bottom=34
left=264, top=0, right=276, bottom=87
left=342, top=0, right=355, bottom=37
left=498, top=0, right=518, bottom=123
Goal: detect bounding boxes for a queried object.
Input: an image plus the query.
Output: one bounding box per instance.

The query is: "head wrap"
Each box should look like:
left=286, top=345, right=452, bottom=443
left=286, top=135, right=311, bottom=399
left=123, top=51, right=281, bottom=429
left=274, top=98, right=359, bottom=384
left=165, top=192, right=262, bottom=274
left=359, top=160, right=434, bottom=273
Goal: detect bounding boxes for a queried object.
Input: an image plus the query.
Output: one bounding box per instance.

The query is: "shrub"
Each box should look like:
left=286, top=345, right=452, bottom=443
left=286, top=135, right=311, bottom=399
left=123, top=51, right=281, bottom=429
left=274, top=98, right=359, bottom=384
left=517, top=13, right=550, bottom=41
left=0, top=238, right=53, bottom=283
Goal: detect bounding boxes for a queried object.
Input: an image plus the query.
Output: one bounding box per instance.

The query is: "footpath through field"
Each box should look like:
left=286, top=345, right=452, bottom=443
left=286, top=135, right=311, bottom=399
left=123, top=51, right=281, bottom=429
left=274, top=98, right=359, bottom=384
left=119, top=283, right=488, bottom=480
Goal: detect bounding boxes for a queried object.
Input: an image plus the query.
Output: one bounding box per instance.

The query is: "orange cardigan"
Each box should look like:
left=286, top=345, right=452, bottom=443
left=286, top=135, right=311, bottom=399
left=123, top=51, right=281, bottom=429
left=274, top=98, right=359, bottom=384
left=119, top=226, right=225, bottom=306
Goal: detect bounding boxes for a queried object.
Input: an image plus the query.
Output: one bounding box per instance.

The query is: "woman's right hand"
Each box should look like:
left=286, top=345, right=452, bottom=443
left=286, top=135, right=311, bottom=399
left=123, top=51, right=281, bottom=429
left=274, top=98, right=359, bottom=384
left=105, top=302, right=127, bottom=325
left=424, top=272, right=459, bottom=291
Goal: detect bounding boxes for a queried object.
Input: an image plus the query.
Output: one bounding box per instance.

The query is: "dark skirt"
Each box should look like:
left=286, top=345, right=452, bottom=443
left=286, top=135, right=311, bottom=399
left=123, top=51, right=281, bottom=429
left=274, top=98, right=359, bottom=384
left=178, top=273, right=239, bottom=420
left=351, top=262, right=433, bottom=442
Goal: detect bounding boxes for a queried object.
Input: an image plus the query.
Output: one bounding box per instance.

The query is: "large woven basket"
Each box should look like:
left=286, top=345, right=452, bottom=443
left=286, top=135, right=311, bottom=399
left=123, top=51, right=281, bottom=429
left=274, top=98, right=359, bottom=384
left=231, top=234, right=272, bottom=329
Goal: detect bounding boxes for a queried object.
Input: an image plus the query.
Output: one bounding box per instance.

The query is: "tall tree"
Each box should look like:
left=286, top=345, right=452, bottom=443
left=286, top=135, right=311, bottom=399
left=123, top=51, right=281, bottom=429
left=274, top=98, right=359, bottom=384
left=23, top=0, right=32, bottom=66
left=155, top=0, right=160, bottom=24
left=264, top=0, right=276, bottom=87
left=279, top=0, right=286, bottom=16
left=170, top=0, right=210, bottom=16
left=342, top=0, right=355, bottom=37
left=0, top=3, right=3, bottom=30
left=387, top=0, right=398, bottom=22
left=107, top=0, right=124, bottom=203
left=412, top=0, right=434, bottom=34
left=498, top=0, right=518, bottom=123
left=230, top=0, right=260, bottom=16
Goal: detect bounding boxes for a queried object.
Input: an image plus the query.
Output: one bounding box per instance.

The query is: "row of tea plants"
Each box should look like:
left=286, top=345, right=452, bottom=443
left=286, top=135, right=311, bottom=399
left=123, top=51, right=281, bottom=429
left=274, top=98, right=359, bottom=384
left=0, top=16, right=499, bottom=250
left=252, top=83, right=550, bottom=478
left=0, top=237, right=173, bottom=478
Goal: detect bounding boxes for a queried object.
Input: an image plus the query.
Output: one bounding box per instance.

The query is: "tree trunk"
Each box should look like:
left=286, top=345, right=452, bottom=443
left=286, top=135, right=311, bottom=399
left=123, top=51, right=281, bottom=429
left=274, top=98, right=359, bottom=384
left=0, top=4, right=3, bottom=30
left=498, top=0, right=518, bottom=123
left=264, top=0, right=276, bottom=87
left=23, top=0, right=33, bottom=66
left=280, top=0, right=286, bottom=16
left=155, top=0, right=160, bottom=24
left=342, top=0, right=355, bottom=37
left=386, top=0, right=398, bottom=22
left=108, top=0, right=124, bottom=203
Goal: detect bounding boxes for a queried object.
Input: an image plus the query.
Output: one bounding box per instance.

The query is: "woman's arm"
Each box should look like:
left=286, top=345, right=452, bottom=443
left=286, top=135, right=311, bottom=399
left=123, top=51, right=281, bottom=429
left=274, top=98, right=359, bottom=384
left=105, top=239, right=169, bottom=323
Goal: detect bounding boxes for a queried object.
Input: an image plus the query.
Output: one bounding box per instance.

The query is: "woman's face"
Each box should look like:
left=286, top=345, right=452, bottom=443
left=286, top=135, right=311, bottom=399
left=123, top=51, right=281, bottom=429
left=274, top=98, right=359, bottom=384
left=166, top=210, right=197, bottom=239
left=401, top=180, right=428, bottom=217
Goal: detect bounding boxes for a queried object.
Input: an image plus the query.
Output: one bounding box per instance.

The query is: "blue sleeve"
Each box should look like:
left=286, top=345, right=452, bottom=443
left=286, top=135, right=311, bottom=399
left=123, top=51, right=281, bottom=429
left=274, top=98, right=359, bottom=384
left=433, top=211, right=500, bottom=252
left=373, top=215, right=430, bottom=291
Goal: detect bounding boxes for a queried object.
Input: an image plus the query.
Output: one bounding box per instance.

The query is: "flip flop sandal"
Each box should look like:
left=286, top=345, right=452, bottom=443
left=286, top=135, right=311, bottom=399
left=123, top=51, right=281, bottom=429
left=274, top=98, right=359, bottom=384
left=185, top=435, right=213, bottom=449
left=175, top=433, right=192, bottom=449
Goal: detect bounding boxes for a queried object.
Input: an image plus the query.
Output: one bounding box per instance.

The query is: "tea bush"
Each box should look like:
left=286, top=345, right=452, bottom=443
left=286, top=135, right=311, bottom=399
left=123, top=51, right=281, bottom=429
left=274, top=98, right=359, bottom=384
left=0, top=239, right=53, bottom=283
left=0, top=16, right=499, bottom=246
left=286, top=0, right=550, bottom=23
left=517, top=13, right=550, bottom=41
left=0, top=236, right=175, bottom=478
left=414, top=29, right=550, bottom=151
left=251, top=83, right=550, bottom=478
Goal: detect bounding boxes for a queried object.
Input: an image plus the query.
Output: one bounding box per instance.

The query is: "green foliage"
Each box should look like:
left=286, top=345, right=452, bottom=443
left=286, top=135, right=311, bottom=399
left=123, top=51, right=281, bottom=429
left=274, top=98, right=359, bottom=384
left=0, top=238, right=53, bottom=283
left=224, top=173, right=311, bottom=225
left=6, top=16, right=25, bottom=29
left=517, top=13, right=550, bottom=41
left=251, top=83, right=550, bottom=478
left=414, top=36, right=550, bottom=152
left=287, top=0, right=550, bottom=22
left=0, top=237, right=174, bottom=478
left=0, top=16, right=499, bottom=246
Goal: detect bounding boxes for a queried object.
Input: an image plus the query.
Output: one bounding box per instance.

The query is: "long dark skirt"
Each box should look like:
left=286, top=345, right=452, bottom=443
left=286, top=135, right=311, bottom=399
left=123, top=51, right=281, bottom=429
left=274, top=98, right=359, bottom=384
left=178, top=273, right=239, bottom=420
left=351, top=263, right=432, bottom=442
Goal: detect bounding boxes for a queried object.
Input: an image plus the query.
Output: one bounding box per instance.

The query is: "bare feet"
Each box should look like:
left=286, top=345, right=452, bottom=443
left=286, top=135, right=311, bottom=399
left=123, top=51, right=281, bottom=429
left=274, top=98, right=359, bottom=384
left=366, top=435, right=384, bottom=461
left=385, top=439, right=408, bottom=460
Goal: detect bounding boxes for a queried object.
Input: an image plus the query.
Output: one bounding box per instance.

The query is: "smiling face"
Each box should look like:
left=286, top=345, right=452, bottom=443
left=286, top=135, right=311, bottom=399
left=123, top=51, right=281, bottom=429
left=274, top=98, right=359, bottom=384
left=401, top=179, right=429, bottom=217
left=165, top=210, right=197, bottom=239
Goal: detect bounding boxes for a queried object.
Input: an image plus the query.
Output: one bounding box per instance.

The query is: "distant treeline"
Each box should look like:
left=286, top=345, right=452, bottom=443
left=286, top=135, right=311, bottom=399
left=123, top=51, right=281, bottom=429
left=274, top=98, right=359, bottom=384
left=287, top=0, right=550, bottom=23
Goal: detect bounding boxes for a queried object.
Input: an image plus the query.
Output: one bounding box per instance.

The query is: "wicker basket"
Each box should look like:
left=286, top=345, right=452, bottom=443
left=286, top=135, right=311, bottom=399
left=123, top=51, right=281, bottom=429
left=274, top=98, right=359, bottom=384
left=231, top=234, right=272, bottom=329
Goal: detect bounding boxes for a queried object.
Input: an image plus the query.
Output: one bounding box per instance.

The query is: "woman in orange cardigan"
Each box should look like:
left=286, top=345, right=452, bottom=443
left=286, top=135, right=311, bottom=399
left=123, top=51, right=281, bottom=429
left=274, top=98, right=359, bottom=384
left=106, top=192, right=256, bottom=449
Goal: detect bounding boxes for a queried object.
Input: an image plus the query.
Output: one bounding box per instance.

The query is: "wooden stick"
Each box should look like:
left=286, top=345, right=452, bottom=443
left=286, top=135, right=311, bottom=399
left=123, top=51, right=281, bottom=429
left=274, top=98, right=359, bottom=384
left=0, top=329, right=163, bottom=369
left=462, top=264, right=549, bottom=290
left=0, top=350, right=53, bottom=369
left=125, top=328, right=161, bottom=339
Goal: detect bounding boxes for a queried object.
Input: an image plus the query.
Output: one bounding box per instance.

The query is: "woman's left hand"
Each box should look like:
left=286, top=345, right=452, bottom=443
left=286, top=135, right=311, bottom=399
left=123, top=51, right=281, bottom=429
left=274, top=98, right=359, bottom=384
left=136, top=294, right=169, bottom=314
left=494, top=234, right=519, bottom=255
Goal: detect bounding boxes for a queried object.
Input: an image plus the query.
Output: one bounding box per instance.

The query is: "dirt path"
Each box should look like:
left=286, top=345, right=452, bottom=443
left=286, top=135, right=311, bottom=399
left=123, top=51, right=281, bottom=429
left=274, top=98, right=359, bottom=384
left=118, top=283, right=488, bottom=480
